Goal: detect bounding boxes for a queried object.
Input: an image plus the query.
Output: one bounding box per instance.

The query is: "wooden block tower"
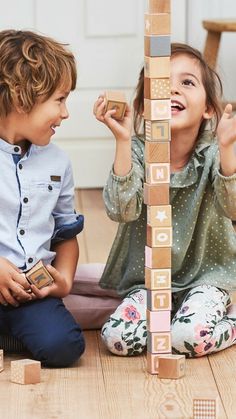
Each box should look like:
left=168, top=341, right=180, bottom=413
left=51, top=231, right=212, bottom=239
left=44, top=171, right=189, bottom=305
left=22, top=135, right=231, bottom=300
left=144, top=0, right=172, bottom=375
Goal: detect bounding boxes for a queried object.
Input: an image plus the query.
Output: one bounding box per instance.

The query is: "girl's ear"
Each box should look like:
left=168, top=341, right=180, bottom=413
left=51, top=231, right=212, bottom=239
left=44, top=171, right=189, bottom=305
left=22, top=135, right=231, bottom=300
left=203, top=105, right=214, bottom=120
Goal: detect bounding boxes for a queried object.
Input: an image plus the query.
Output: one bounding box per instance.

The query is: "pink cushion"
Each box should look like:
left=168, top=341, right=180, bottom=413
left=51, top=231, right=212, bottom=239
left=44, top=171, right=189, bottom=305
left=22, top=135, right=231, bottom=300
left=71, top=263, right=119, bottom=298
left=63, top=294, right=121, bottom=330
left=63, top=263, right=122, bottom=329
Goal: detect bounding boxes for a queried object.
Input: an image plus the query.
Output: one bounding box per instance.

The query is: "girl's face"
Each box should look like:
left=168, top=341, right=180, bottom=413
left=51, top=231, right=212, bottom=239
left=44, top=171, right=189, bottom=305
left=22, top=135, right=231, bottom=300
left=170, top=53, right=213, bottom=135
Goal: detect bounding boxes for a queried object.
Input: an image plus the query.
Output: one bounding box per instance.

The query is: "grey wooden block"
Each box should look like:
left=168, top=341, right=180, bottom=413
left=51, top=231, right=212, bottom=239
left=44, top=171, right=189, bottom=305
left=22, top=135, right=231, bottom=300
left=145, top=35, right=171, bottom=57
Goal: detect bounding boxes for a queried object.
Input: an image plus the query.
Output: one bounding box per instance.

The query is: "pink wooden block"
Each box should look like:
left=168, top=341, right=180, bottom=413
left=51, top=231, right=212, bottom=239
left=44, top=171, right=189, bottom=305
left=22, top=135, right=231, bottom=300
left=147, top=309, right=171, bottom=332
left=146, top=163, right=170, bottom=184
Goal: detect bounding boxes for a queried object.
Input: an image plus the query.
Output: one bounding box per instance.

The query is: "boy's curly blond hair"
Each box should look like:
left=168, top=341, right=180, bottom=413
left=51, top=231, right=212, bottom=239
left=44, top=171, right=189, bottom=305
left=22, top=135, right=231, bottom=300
left=0, top=29, right=77, bottom=117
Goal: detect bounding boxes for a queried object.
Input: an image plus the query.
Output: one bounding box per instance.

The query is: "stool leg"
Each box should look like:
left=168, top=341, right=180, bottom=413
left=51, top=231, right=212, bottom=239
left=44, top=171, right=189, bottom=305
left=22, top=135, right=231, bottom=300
left=203, top=30, right=221, bottom=69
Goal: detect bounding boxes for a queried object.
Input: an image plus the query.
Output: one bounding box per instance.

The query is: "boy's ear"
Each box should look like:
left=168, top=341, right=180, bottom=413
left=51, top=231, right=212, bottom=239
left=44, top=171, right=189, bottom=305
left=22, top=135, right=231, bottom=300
left=203, top=105, right=214, bottom=120
left=12, top=86, right=27, bottom=114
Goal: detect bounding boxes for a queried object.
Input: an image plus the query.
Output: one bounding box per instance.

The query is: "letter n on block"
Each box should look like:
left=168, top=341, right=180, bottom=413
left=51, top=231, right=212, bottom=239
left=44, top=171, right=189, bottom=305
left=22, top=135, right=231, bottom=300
left=147, top=289, right=171, bottom=311
left=146, top=163, right=170, bottom=184
left=147, top=331, right=171, bottom=354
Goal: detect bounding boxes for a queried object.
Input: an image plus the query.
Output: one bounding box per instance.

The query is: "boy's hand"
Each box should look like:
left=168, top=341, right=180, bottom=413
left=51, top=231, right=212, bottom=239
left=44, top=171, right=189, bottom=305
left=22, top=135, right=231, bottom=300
left=29, top=265, right=70, bottom=299
left=93, top=94, right=132, bottom=142
left=217, top=104, right=236, bottom=176
left=0, top=257, right=32, bottom=306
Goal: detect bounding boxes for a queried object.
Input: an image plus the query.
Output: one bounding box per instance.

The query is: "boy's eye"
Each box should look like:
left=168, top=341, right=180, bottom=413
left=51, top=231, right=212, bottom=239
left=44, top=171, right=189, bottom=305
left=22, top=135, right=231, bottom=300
left=182, top=79, right=195, bottom=87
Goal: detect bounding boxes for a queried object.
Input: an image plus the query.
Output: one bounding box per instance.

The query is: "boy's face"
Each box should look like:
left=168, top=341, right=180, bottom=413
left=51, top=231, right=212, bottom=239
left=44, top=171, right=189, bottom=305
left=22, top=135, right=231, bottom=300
left=19, top=88, right=70, bottom=146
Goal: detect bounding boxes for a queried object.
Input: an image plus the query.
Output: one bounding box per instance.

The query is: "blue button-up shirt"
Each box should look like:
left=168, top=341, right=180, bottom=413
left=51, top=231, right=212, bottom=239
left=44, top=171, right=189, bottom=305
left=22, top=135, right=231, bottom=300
left=0, top=138, right=84, bottom=271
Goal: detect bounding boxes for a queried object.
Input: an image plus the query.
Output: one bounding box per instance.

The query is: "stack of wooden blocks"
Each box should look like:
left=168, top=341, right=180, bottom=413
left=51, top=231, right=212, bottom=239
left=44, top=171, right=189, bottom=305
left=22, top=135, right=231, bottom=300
left=144, top=0, right=185, bottom=378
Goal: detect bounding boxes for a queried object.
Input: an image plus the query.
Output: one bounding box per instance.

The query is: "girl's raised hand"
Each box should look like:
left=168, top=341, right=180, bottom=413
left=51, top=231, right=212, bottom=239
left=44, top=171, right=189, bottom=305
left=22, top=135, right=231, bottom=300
left=217, top=104, right=236, bottom=147
left=217, top=104, right=236, bottom=176
left=93, top=94, right=132, bottom=142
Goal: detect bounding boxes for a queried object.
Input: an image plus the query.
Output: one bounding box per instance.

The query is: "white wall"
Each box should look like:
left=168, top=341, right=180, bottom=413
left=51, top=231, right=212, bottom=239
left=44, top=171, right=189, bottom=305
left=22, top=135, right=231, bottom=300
left=1, top=0, right=235, bottom=186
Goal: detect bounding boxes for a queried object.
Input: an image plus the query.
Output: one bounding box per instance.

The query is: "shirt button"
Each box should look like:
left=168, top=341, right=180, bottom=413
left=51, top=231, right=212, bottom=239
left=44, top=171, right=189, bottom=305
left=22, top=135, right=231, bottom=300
left=48, top=185, right=53, bottom=191
left=28, top=257, right=33, bottom=263
left=23, top=197, right=28, bottom=203
left=19, top=164, right=23, bottom=170
left=14, top=146, right=20, bottom=153
left=19, top=229, right=25, bottom=235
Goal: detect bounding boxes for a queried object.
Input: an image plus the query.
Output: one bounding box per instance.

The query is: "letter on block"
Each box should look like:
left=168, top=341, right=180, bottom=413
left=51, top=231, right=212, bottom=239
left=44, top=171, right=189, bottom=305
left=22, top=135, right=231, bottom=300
left=145, top=268, right=171, bottom=289
left=147, top=352, right=159, bottom=374
left=147, top=226, right=172, bottom=247
left=145, top=56, right=170, bottom=78
left=0, top=349, right=3, bottom=372
left=11, top=359, right=41, bottom=385
left=144, top=99, right=171, bottom=121
left=145, top=120, right=170, bottom=142
left=146, top=310, right=171, bottom=332
left=104, top=91, right=127, bottom=120
left=146, top=163, right=170, bottom=184
left=147, top=331, right=171, bottom=354
left=145, top=142, right=170, bottom=163
left=145, top=246, right=171, bottom=269
left=148, top=0, right=171, bottom=13
left=158, top=355, right=186, bottom=379
left=147, top=205, right=172, bottom=227
left=145, top=14, right=170, bottom=35
left=147, top=289, right=172, bottom=311
left=144, top=183, right=169, bottom=206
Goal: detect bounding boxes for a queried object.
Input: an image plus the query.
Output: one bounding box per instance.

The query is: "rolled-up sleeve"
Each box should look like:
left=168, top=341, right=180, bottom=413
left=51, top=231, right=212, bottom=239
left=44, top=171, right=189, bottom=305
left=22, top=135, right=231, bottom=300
left=52, top=161, right=84, bottom=242
left=103, top=138, right=144, bottom=223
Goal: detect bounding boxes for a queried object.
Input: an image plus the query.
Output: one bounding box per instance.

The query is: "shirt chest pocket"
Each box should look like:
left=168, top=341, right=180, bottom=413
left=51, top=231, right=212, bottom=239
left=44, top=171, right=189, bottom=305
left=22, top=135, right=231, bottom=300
left=30, top=180, right=61, bottom=204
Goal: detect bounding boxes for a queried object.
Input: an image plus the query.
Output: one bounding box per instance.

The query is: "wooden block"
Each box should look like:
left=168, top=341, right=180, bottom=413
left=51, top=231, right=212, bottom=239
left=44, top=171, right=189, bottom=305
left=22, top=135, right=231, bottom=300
left=144, top=99, right=171, bottom=121
left=11, top=359, right=41, bottom=384
left=144, top=35, right=170, bottom=57
left=147, top=352, right=159, bottom=374
left=147, top=309, right=171, bottom=332
left=104, top=91, right=127, bottom=120
left=145, top=120, right=170, bottom=142
left=147, top=331, right=171, bottom=353
left=147, top=289, right=172, bottom=311
left=0, top=349, right=3, bottom=372
left=193, top=398, right=218, bottom=419
left=147, top=226, right=172, bottom=247
left=145, top=246, right=171, bottom=269
left=145, top=163, right=170, bottom=184
left=145, top=14, right=171, bottom=35
left=144, top=78, right=170, bottom=100
left=145, top=267, right=171, bottom=289
left=145, top=142, right=170, bottom=163
left=25, top=260, right=53, bottom=289
left=148, top=0, right=171, bottom=13
left=144, top=56, right=170, bottom=78
left=147, top=205, right=172, bottom=227
left=144, top=183, right=169, bottom=205
left=158, top=355, right=186, bottom=379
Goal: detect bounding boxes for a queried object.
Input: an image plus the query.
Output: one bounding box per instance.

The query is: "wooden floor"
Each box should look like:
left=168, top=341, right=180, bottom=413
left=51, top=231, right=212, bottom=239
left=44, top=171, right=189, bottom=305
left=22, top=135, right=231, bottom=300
left=1, top=189, right=236, bottom=419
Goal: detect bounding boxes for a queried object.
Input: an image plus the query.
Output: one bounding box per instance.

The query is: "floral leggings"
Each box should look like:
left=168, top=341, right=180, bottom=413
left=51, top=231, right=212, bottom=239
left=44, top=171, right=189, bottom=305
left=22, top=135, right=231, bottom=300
left=101, top=285, right=236, bottom=357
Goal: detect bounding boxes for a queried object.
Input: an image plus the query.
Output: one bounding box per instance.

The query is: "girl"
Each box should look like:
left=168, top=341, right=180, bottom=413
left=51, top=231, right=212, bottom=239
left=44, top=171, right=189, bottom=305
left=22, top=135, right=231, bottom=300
left=93, top=43, right=236, bottom=357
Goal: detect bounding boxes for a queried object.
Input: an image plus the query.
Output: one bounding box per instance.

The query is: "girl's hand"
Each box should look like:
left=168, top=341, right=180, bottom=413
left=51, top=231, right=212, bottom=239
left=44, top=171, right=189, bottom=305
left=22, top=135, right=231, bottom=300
left=93, top=94, right=132, bottom=142
left=217, top=104, right=236, bottom=147
left=29, top=265, right=70, bottom=299
left=0, top=257, right=32, bottom=306
left=217, top=104, right=236, bottom=176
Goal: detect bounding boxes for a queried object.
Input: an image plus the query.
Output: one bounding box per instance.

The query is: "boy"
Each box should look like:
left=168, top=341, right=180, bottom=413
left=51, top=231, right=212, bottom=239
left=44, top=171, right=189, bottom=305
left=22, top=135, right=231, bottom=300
left=0, top=30, right=85, bottom=367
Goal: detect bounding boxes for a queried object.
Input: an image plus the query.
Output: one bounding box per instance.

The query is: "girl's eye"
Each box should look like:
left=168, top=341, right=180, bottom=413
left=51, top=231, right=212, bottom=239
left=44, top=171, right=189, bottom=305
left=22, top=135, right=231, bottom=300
left=57, top=97, right=65, bottom=102
left=182, top=79, right=195, bottom=87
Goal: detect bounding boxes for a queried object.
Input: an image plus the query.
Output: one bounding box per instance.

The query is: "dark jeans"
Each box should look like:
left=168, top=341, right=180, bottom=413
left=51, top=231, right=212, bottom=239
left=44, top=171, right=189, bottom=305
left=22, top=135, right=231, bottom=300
left=0, top=297, right=85, bottom=367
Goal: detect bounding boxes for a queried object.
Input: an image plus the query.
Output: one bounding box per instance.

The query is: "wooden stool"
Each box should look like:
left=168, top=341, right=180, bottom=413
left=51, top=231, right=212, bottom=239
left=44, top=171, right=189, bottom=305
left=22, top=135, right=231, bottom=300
left=203, top=19, right=236, bottom=109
